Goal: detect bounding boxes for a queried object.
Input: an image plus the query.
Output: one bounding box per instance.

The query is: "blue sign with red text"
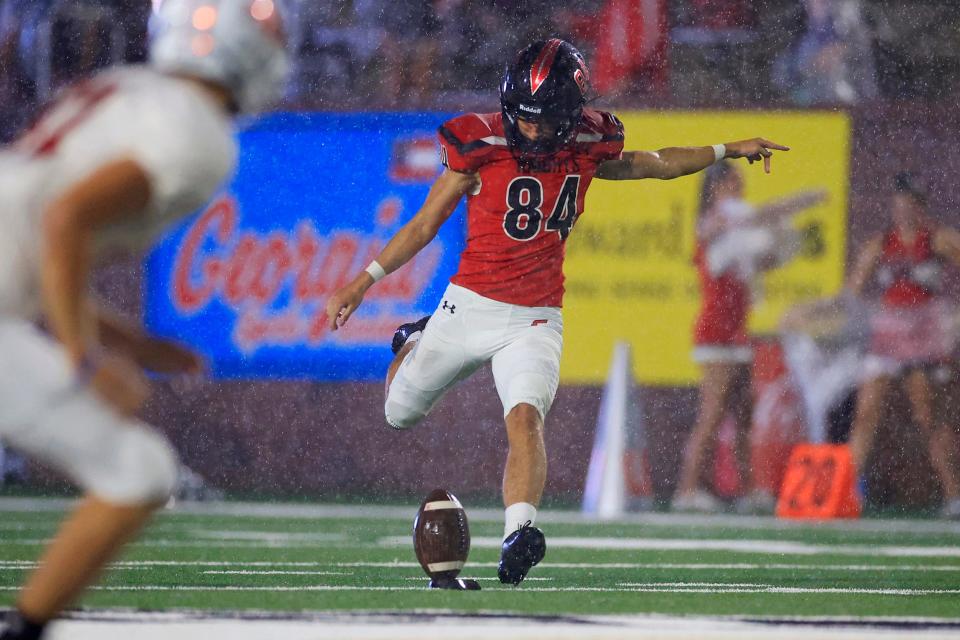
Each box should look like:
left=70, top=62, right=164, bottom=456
left=145, top=112, right=464, bottom=380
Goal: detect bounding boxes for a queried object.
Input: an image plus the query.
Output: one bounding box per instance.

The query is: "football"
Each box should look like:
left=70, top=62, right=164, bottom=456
left=412, top=488, right=472, bottom=582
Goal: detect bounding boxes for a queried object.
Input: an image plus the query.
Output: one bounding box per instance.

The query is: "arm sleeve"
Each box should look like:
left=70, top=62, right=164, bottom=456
left=437, top=117, right=486, bottom=173
left=602, top=113, right=625, bottom=162
left=588, top=111, right=625, bottom=162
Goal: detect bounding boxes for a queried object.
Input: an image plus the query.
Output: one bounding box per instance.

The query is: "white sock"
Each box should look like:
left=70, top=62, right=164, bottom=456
left=503, top=502, right=537, bottom=540
left=404, top=330, right=422, bottom=347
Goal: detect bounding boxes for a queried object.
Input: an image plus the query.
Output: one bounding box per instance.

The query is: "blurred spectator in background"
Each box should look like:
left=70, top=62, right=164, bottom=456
left=673, top=161, right=826, bottom=514
left=284, top=1, right=391, bottom=108
left=44, top=3, right=123, bottom=93
left=772, top=0, right=877, bottom=106
left=870, top=3, right=960, bottom=100
left=451, top=1, right=514, bottom=93
left=29, top=0, right=140, bottom=98
left=0, top=1, right=36, bottom=142
left=846, top=173, right=960, bottom=518
left=3, top=0, right=958, bottom=115
left=0, top=445, right=28, bottom=487
left=669, top=0, right=757, bottom=104
left=779, top=294, right=868, bottom=446
left=591, top=0, right=667, bottom=99
left=0, top=0, right=148, bottom=142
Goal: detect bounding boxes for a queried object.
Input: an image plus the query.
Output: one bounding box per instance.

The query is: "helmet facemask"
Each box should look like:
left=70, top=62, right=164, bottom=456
left=501, top=98, right=583, bottom=155
left=499, top=39, right=588, bottom=156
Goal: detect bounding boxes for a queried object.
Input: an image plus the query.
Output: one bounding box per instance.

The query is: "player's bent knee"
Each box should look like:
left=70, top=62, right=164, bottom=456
left=93, top=427, right=180, bottom=506
left=384, top=399, right=424, bottom=431
left=384, top=377, right=432, bottom=430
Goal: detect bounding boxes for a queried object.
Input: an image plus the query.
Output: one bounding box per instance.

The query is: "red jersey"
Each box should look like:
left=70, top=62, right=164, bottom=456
left=437, top=109, right=624, bottom=307
left=692, top=243, right=750, bottom=346
left=877, top=226, right=941, bottom=307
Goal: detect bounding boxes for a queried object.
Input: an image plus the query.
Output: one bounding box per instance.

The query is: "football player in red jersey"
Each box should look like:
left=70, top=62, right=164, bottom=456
left=326, top=39, right=789, bottom=585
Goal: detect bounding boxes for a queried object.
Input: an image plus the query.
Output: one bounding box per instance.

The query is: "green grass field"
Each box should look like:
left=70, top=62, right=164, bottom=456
left=1, top=499, right=959, bottom=629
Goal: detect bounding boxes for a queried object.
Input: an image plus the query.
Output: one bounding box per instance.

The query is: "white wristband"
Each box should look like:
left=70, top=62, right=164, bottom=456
left=364, top=260, right=386, bottom=283
left=712, top=144, right=726, bottom=163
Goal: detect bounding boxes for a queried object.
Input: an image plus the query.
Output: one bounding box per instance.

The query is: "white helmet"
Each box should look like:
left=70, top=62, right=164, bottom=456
left=150, top=0, right=290, bottom=113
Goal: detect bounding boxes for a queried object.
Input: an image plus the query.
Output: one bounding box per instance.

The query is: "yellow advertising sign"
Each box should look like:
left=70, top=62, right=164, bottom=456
left=561, top=111, right=850, bottom=385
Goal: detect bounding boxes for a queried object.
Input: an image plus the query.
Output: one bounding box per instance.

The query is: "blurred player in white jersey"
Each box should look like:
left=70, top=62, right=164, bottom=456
left=0, top=2, right=288, bottom=637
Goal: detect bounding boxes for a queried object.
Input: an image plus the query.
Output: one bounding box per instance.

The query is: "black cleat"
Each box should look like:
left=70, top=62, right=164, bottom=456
left=497, top=522, right=546, bottom=585
left=0, top=610, right=46, bottom=640
left=429, top=577, right=482, bottom=590
left=391, top=315, right=430, bottom=355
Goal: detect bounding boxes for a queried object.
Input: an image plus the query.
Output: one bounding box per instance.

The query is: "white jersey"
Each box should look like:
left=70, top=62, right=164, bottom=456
left=0, top=66, right=236, bottom=319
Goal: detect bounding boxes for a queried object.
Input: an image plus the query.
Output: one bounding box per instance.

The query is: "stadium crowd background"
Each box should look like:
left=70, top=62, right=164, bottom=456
left=2, top=0, right=959, bottom=136
left=2, top=0, right=960, bottom=513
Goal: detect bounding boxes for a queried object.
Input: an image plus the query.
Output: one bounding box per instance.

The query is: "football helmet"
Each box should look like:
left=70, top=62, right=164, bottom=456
left=150, top=0, right=290, bottom=113
left=500, top=39, right=589, bottom=154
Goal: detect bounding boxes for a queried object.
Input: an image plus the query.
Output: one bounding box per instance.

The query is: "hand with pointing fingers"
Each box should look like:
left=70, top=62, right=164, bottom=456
left=723, top=138, right=790, bottom=174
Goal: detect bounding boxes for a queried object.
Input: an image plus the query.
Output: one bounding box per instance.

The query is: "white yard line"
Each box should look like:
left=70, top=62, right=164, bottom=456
left=187, top=530, right=348, bottom=543
left=201, top=571, right=353, bottom=576
left=0, top=538, right=367, bottom=549
left=3, top=497, right=960, bottom=536
left=377, top=535, right=960, bottom=557
left=400, top=576, right=555, bottom=582
left=334, top=560, right=960, bottom=571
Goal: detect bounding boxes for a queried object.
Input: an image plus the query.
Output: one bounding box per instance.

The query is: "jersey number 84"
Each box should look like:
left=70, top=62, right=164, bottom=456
left=503, top=175, right=580, bottom=242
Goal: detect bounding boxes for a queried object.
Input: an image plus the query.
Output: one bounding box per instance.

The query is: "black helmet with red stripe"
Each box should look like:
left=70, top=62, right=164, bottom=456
left=500, top=39, right=589, bottom=154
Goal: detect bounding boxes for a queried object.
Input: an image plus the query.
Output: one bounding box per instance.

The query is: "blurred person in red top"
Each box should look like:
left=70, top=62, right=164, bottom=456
left=847, top=174, right=960, bottom=518
left=326, top=38, right=788, bottom=584
left=591, top=0, right=668, bottom=97
left=673, top=161, right=826, bottom=513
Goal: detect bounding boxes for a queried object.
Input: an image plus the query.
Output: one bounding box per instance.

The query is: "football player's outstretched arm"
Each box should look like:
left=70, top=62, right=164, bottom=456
left=325, top=168, right=478, bottom=331
left=595, top=138, right=790, bottom=181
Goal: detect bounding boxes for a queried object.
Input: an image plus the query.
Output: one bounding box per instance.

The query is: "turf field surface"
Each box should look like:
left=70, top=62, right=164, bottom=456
left=1, top=498, right=960, bottom=638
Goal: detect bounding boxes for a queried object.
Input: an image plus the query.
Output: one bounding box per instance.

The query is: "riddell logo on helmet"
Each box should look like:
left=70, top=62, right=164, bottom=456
left=519, top=104, right=542, bottom=114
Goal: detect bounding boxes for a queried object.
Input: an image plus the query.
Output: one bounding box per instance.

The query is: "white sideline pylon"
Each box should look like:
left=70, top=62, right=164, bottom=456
left=582, top=341, right=634, bottom=519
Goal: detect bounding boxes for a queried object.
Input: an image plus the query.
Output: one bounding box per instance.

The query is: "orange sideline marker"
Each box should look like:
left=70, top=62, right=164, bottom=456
left=776, top=444, right=861, bottom=519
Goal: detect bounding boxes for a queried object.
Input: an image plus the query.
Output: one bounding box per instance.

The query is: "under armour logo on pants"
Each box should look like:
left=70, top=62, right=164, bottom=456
left=442, top=301, right=456, bottom=314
